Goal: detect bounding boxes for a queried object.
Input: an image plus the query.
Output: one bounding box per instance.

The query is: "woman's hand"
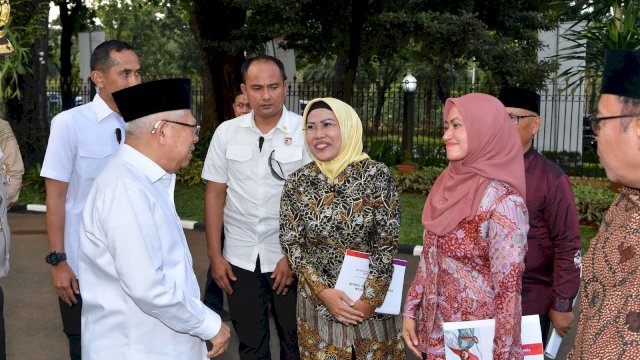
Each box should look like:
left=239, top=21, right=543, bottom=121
left=402, top=317, right=421, bottom=358
left=317, top=288, right=364, bottom=325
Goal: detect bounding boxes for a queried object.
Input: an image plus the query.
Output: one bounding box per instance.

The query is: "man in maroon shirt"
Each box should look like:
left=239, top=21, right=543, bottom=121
left=499, top=87, right=582, bottom=344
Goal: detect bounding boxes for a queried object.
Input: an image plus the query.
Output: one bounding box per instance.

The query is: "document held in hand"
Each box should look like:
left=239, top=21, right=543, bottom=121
left=443, top=315, right=544, bottom=359
left=334, top=249, right=407, bottom=315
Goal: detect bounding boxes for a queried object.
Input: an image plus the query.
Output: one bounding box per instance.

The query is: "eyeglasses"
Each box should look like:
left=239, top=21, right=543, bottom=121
left=304, top=121, right=337, bottom=133
left=508, top=113, right=537, bottom=125
left=152, top=119, right=201, bottom=136
left=587, top=113, right=640, bottom=136
left=269, top=150, right=286, bottom=181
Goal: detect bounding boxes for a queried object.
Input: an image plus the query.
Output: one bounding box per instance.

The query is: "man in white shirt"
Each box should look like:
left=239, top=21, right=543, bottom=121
left=202, top=90, right=252, bottom=322
left=79, top=78, right=230, bottom=359
left=202, top=55, right=311, bottom=359
left=40, top=40, right=141, bottom=359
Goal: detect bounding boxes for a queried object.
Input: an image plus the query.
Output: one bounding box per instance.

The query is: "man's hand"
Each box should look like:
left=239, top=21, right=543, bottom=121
left=271, top=256, right=294, bottom=295
left=210, top=255, right=236, bottom=295
left=352, top=300, right=375, bottom=321
left=51, top=262, right=79, bottom=306
left=317, top=288, right=364, bottom=325
left=207, top=323, right=231, bottom=358
left=549, top=309, right=574, bottom=338
left=402, top=317, right=421, bottom=358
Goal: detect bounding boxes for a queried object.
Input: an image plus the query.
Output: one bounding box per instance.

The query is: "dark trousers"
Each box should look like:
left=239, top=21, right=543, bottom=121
left=0, top=287, right=5, bottom=360
left=204, top=266, right=225, bottom=312
left=227, top=257, right=299, bottom=360
left=203, top=230, right=225, bottom=313
left=58, top=294, right=82, bottom=360
left=539, top=314, right=551, bottom=348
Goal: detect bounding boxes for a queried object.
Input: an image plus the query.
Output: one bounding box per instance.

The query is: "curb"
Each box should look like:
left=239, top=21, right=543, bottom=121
left=12, top=204, right=422, bottom=256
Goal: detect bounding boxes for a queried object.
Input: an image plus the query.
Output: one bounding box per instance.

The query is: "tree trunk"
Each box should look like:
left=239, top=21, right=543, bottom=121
left=5, top=0, right=49, bottom=169
left=58, top=0, right=81, bottom=110
left=331, top=0, right=366, bottom=103
left=189, top=0, right=245, bottom=135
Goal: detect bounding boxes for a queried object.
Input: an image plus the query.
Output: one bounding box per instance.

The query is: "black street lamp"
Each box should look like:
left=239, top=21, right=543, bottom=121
left=398, top=73, right=418, bottom=173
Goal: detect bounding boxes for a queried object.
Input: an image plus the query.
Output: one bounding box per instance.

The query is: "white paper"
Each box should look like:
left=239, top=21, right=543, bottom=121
left=544, top=329, right=562, bottom=359
left=442, top=315, right=544, bottom=360
left=334, top=249, right=407, bottom=315
left=544, top=297, right=578, bottom=359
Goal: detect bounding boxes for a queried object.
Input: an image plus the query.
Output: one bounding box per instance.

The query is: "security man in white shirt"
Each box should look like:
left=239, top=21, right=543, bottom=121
left=40, top=40, right=141, bottom=359
left=202, top=55, right=311, bottom=359
left=79, top=78, right=230, bottom=359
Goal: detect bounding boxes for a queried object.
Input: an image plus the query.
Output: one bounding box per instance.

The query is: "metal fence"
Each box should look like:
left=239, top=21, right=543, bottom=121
left=47, top=78, right=604, bottom=179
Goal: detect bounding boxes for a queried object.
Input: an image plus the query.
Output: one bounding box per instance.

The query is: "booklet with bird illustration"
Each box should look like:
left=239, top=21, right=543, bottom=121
left=442, top=315, right=544, bottom=360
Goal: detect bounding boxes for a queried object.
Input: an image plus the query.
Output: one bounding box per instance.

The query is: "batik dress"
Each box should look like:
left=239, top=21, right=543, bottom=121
left=280, top=159, right=404, bottom=358
left=403, top=180, right=528, bottom=360
left=568, top=187, right=640, bottom=359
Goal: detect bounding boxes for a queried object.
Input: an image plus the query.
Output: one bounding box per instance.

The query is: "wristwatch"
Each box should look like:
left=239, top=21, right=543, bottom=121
left=45, top=251, right=67, bottom=265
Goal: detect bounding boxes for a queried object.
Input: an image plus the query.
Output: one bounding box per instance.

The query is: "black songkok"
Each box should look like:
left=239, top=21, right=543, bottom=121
left=601, top=49, right=640, bottom=100
left=113, top=78, right=192, bottom=122
left=498, top=87, right=541, bottom=115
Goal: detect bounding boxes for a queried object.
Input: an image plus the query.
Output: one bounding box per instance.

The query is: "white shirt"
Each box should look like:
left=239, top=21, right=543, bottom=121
left=79, top=145, right=220, bottom=360
left=201, top=107, right=311, bottom=273
left=40, top=94, right=124, bottom=274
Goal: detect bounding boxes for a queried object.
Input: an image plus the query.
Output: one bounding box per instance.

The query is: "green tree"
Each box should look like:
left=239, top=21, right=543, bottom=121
left=559, top=0, right=640, bottom=86
left=187, top=0, right=246, bottom=133
left=4, top=0, right=49, bottom=169
left=243, top=0, right=398, bottom=104
left=91, top=0, right=202, bottom=79
left=53, top=0, right=93, bottom=110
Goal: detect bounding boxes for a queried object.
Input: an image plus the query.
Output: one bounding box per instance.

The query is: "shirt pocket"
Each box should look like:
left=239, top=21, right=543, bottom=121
left=272, top=146, right=303, bottom=179
left=226, top=145, right=253, bottom=180
left=77, top=145, right=115, bottom=181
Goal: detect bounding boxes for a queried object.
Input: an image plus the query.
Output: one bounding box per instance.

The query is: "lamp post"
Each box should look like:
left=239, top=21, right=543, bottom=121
left=398, top=72, right=418, bottom=173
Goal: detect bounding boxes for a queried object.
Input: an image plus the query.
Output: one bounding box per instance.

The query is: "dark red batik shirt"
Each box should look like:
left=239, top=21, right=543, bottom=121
left=521, top=148, right=582, bottom=316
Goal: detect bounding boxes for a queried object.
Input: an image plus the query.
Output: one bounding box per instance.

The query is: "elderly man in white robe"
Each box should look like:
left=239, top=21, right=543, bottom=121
left=78, top=78, right=230, bottom=359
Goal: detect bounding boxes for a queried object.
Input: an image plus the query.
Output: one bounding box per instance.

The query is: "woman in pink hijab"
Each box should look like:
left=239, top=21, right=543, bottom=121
left=402, top=93, right=529, bottom=360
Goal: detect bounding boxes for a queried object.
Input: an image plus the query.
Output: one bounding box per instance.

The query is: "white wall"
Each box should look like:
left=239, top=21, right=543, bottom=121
left=265, top=37, right=301, bottom=114
left=537, top=22, right=587, bottom=153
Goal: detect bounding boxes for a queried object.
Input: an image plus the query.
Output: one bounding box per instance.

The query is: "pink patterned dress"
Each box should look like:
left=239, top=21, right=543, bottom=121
left=403, top=180, right=529, bottom=359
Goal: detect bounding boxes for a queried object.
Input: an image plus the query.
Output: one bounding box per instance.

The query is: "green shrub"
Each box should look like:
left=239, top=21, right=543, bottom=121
left=176, top=157, right=205, bottom=185
left=541, top=150, right=582, bottom=166
left=563, top=165, right=606, bottom=178
left=414, top=144, right=447, bottom=167
left=367, top=140, right=404, bottom=166
left=176, top=131, right=211, bottom=185
left=392, top=166, right=445, bottom=194
left=572, top=183, right=617, bottom=228
left=193, top=131, right=213, bottom=159
left=21, top=163, right=46, bottom=200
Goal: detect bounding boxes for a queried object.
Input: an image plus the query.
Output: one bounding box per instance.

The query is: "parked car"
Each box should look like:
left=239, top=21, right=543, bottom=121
left=47, top=92, right=83, bottom=120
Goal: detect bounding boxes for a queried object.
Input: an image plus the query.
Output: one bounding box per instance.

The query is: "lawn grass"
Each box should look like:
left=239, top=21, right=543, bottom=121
left=173, top=186, right=429, bottom=246
left=399, top=193, right=426, bottom=246
left=580, top=225, right=598, bottom=253
left=16, top=183, right=600, bottom=249
left=174, top=182, right=205, bottom=222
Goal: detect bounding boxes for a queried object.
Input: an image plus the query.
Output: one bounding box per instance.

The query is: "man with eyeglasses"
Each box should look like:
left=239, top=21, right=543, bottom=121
left=77, top=78, right=230, bottom=359
left=40, top=40, right=141, bottom=359
left=499, top=87, right=582, bottom=347
left=201, top=55, right=311, bottom=359
left=568, top=49, right=640, bottom=359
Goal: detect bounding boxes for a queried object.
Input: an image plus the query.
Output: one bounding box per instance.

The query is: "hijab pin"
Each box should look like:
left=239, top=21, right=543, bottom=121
left=284, top=137, right=292, bottom=145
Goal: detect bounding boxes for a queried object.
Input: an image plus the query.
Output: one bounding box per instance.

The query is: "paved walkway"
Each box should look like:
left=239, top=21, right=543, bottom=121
left=2, top=211, right=575, bottom=359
